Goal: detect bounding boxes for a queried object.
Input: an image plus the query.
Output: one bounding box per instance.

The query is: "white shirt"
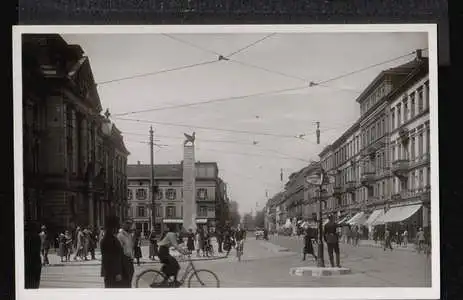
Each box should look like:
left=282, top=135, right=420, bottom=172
left=117, top=229, right=134, bottom=258
left=158, top=232, right=178, bottom=247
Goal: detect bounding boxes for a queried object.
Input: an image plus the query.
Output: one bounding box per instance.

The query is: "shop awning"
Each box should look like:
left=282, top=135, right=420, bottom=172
left=347, top=212, right=367, bottom=225
left=163, top=219, right=183, bottom=224
left=364, top=209, right=384, bottom=227
left=337, top=215, right=351, bottom=225
left=374, top=204, right=422, bottom=225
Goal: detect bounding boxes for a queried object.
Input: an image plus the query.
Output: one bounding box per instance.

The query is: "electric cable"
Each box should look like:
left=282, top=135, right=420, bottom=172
left=96, top=60, right=217, bottom=86
left=110, top=48, right=425, bottom=116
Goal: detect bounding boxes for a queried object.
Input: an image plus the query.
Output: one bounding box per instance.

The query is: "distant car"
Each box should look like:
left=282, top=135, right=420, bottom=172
left=255, top=228, right=264, bottom=240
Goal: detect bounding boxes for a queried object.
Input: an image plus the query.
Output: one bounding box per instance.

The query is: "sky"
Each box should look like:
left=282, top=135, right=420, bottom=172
left=62, top=31, right=427, bottom=215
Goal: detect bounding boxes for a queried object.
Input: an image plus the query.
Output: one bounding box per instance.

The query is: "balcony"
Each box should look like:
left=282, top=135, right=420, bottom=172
left=392, top=159, right=410, bottom=178
left=360, top=172, right=376, bottom=186
left=398, top=127, right=410, bottom=145
left=333, top=186, right=343, bottom=197
left=345, top=181, right=356, bottom=193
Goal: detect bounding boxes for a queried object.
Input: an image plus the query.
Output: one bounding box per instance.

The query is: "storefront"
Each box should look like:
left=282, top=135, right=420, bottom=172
left=371, top=201, right=424, bottom=240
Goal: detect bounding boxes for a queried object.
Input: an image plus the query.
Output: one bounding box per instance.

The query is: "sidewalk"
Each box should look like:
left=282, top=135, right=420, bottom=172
left=45, top=241, right=227, bottom=267
left=352, top=239, right=417, bottom=252
left=275, top=235, right=418, bottom=252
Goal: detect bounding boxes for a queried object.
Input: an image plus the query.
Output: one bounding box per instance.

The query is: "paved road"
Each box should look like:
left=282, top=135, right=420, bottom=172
left=39, top=235, right=431, bottom=288
left=268, top=235, right=432, bottom=287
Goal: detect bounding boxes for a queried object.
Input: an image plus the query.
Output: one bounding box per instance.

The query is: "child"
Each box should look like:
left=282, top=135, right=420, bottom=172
left=302, top=228, right=317, bottom=262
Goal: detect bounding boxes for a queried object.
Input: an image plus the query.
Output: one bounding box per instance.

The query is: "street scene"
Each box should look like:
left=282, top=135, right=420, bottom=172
left=19, top=28, right=434, bottom=291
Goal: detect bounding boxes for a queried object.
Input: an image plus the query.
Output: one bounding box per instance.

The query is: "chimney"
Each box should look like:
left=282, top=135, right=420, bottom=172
left=416, top=49, right=422, bottom=60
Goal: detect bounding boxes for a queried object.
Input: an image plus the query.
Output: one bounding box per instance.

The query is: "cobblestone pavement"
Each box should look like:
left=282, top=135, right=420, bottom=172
left=39, top=235, right=431, bottom=288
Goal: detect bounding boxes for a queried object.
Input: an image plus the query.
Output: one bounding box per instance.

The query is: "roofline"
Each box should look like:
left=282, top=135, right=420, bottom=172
left=386, top=61, right=428, bottom=103
left=355, top=55, right=423, bottom=104
left=331, top=120, right=361, bottom=149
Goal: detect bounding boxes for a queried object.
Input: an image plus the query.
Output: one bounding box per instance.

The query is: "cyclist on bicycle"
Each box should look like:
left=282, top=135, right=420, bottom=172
left=153, top=224, right=189, bottom=287
left=234, top=224, right=246, bottom=256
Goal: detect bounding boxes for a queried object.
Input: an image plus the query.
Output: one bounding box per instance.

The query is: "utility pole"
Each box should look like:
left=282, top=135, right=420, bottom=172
left=149, top=126, right=156, bottom=233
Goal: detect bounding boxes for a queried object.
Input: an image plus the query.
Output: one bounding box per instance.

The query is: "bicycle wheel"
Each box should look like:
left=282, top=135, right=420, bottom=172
left=187, top=269, right=220, bottom=288
left=135, top=269, right=166, bottom=288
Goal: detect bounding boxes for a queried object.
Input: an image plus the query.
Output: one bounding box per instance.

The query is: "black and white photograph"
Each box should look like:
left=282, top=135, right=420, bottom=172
left=13, top=25, right=439, bottom=300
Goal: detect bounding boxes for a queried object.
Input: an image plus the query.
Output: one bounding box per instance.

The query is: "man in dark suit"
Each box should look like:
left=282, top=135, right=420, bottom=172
left=100, top=215, right=125, bottom=288
left=324, top=214, right=341, bottom=268
left=24, top=221, right=42, bottom=289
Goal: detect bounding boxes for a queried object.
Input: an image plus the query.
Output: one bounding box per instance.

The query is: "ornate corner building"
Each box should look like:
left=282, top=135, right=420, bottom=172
left=318, top=50, right=430, bottom=239
left=22, top=34, right=130, bottom=233
left=126, top=162, right=229, bottom=236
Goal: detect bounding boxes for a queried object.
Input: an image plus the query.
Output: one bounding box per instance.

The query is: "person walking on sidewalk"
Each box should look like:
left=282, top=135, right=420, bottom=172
left=384, top=228, right=393, bottom=251
left=117, top=220, right=135, bottom=288
left=57, top=232, right=66, bottom=263
left=324, top=215, right=341, bottom=268
left=88, top=227, right=97, bottom=260
left=402, top=229, right=409, bottom=247
left=74, top=227, right=84, bottom=261
left=416, top=228, right=426, bottom=253
left=64, top=230, right=73, bottom=262
left=302, top=228, right=317, bottom=263
left=133, top=229, right=142, bottom=266
left=186, top=228, right=195, bottom=255
left=148, top=228, right=158, bottom=260
left=39, top=225, right=50, bottom=266
left=100, top=215, right=125, bottom=288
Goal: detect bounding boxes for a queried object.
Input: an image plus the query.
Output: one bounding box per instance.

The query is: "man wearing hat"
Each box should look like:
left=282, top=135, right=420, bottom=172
left=324, top=214, right=341, bottom=268
left=39, top=225, right=50, bottom=265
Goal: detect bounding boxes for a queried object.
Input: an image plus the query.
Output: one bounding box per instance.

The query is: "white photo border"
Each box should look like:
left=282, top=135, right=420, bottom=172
left=13, top=24, right=440, bottom=300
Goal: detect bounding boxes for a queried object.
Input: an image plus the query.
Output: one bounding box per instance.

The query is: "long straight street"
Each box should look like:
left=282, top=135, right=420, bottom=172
left=40, top=233, right=431, bottom=288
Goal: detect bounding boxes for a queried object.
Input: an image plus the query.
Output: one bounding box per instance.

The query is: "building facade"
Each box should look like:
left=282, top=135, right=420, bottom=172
left=22, top=34, right=129, bottom=234
left=127, top=161, right=228, bottom=236
left=318, top=50, right=430, bottom=239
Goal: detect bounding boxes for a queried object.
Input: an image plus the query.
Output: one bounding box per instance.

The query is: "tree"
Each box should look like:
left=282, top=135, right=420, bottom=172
left=242, top=213, right=255, bottom=230
left=228, top=201, right=241, bottom=227
left=254, top=210, right=265, bottom=228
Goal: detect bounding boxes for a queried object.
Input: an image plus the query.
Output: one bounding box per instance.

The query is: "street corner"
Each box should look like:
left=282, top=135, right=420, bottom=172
left=289, top=266, right=352, bottom=277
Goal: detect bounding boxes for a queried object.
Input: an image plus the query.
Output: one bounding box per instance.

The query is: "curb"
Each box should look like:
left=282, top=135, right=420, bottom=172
left=46, top=255, right=228, bottom=267
left=289, top=267, right=352, bottom=277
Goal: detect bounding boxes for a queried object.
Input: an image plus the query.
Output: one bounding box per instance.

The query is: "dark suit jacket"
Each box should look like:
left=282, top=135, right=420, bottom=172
left=324, top=221, right=339, bottom=244
left=100, top=233, right=124, bottom=281
left=24, top=232, right=42, bottom=288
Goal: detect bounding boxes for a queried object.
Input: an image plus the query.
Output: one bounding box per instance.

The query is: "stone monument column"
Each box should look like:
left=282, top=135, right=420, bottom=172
left=183, top=132, right=197, bottom=232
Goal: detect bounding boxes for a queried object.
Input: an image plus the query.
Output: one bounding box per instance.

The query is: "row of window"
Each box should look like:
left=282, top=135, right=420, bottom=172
left=391, top=124, right=430, bottom=162
left=128, top=188, right=209, bottom=201
left=129, top=205, right=215, bottom=218
left=390, top=81, right=429, bottom=131
left=360, top=82, right=391, bottom=115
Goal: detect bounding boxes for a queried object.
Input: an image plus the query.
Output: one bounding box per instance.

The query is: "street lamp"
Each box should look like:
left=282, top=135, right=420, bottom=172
left=306, top=169, right=326, bottom=268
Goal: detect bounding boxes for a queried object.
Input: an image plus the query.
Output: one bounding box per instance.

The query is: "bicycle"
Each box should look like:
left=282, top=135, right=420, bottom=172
left=135, top=254, right=220, bottom=288
left=236, top=240, right=244, bottom=262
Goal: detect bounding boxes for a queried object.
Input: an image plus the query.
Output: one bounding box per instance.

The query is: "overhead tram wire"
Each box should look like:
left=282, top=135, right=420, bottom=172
left=115, top=117, right=301, bottom=139
left=111, top=84, right=310, bottom=117
left=96, top=59, right=218, bottom=86
left=111, top=48, right=426, bottom=117
left=118, top=119, right=355, bottom=145
left=225, top=33, right=277, bottom=58
left=160, top=33, right=360, bottom=94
